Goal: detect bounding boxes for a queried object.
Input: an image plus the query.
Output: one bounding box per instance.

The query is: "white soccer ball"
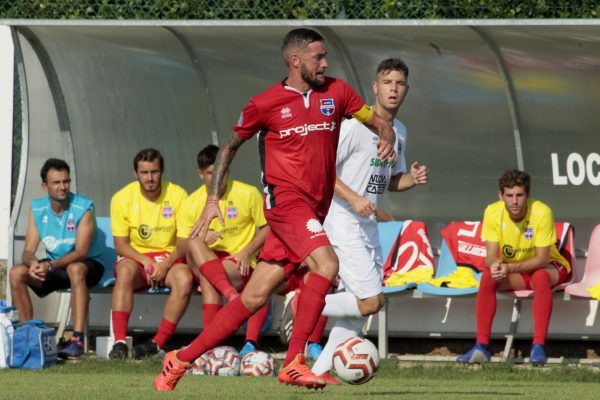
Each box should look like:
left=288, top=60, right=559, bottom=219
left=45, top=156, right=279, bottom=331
left=240, top=351, right=276, bottom=377
left=332, top=337, right=380, bottom=384
left=202, top=346, right=241, bottom=376
left=189, top=350, right=214, bottom=376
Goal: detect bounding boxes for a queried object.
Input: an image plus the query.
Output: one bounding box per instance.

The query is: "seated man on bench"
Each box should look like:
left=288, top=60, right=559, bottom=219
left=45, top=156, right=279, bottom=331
left=458, top=169, right=571, bottom=365
left=108, top=148, right=193, bottom=359
left=10, top=158, right=104, bottom=359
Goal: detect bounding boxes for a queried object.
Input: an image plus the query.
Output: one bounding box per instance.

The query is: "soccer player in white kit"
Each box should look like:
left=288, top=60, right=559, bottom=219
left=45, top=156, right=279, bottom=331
left=311, top=58, right=429, bottom=381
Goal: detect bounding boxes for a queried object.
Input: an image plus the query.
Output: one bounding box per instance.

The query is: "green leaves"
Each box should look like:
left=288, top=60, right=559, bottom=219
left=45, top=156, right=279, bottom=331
left=2, top=0, right=600, bottom=19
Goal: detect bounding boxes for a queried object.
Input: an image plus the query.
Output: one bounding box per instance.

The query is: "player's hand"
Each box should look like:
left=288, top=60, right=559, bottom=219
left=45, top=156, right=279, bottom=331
left=233, top=251, right=251, bottom=276
left=29, top=261, right=46, bottom=282
left=410, top=161, right=429, bottom=186
left=204, top=230, right=222, bottom=245
left=377, top=139, right=396, bottom=163
left=151, top=260, right=169, bottom=287
left=349, top=194, right=376, bottom=217
left=490, top=262, right=508, bottom=282
left=190, top=198, right=224, bottom=240
left=141, top=258, right=155, bottom=287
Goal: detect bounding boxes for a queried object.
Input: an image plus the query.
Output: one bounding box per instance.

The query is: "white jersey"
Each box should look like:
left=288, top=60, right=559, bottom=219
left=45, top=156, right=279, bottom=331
left=324, top=117, right=407, bottom=249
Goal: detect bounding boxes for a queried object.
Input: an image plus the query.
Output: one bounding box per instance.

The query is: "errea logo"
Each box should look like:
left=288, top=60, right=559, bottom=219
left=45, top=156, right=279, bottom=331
left=278, top=121, right=337, bottom=139
left=281, top=107, right=292, bottom=119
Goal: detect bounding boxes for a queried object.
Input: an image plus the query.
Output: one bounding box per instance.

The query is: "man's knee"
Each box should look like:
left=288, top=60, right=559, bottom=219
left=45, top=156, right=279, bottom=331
left=114, top=261, right=140, bottom=287
left=308, top=250, right=339, bottom=280
left=66, top=262, right=88, bottom=283
left=357, top=293, right=385, bottom=316
left=241, top=287, right=270, bottom=312
left=531, top=268, right=552, bottom=290
left=168, top=266, right=194, bottom=295
left=187, top=237, right=216, bottom=264
left=9, top=264, right=29, bottom=286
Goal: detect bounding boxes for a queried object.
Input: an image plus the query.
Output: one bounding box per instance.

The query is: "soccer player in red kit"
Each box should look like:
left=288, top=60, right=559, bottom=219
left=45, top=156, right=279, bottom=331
left=153, top=28, right=396, bottom=391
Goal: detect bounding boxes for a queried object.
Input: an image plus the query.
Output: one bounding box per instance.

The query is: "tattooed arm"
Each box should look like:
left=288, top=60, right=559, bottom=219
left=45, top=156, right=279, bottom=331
left=190, top=134, right=246, bottom=239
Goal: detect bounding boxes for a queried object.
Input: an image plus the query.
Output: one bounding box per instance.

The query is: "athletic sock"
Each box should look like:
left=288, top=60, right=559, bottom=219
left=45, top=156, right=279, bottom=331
left=311, top=317, right=363, bottom=376
left=178, top=296, right=253, bottom=363
left=531, top=269, right=553, bottom=345
left=321, top=291, right=362, bottom=318
left=202, top=304, right=222, bottom=328
left=283, top=272, right=333, bottom=367
left=152, top=318, right=177, bottom=349
left=111, top=310, right=130, bottom=343
left=72, top=331, right=84, bottom=342
left=198, top=259, right=238, bottom=302
left=475, top=268, right=498, bottom=345
left=245, top=303, right=269, bottom=344
left=308, top=316, right=328, bottom=343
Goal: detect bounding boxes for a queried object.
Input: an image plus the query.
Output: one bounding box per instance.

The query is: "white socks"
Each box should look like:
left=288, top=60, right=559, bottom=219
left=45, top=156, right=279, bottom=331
left=321, top=291, right=362, bottom=318
left=311, top=317, right=364, bottom=376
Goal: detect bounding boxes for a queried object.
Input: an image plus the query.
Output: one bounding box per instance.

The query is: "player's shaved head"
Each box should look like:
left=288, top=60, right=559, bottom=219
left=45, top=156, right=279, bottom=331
left=281, top=28, right=324, bottom=65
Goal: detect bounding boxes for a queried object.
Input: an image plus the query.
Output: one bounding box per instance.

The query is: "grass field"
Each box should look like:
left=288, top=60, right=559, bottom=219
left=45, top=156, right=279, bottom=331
left=1, top=357, right=600, bottom=400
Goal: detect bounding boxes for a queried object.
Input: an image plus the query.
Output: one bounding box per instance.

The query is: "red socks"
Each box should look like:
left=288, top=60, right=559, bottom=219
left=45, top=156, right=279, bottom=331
left=475, top=268, right=497, bottom=345
left=153, top=318, right=177, bottom=349
left=531, top=269, right=552, bottom=345
left=283, top=272, right=332, bottom=367
left=178, top=296, right=252, bottom=363
left=245, top=303, right=269, bottom=343
left=111, top=310, right=130, bottom=343
left=309, top=316, right=328, bottom=343
left=199, top=259, right=238, bottom=302
left=202, top=303, right=223, bottom=328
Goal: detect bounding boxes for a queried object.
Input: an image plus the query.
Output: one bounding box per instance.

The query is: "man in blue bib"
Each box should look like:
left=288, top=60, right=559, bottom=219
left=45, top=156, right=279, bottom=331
left=9, top=158, right=104, bottom=359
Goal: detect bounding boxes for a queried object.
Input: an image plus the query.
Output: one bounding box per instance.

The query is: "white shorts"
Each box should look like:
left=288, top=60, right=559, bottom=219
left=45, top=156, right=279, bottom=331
left=333, top=238, right=383, bottom=300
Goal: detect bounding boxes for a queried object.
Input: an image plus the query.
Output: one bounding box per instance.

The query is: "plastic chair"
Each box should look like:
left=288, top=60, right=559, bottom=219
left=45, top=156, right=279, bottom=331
left=566, top=224, right=600, bottom=298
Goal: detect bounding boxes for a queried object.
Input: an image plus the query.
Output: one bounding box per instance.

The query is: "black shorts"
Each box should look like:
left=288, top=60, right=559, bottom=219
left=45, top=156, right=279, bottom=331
left=30, top=258, right=104, bottom=298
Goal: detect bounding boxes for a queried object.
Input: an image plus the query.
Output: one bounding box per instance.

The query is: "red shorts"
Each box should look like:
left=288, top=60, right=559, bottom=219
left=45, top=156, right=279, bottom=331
left=114, top=251, right=188, bottom=290
left=259, top=199, right=331, bottom=275
left=520, top=261, right=570, bottom=290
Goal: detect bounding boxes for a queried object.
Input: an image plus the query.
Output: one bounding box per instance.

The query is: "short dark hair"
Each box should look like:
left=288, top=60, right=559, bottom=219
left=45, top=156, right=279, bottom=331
left=197, top=145, right=219, bottom=170
left=499, top=169, right=531, bottom=194
left=281, top=28, right=324, bottom=55
left=40, top=158, right=70, bottom=183
left=133, top=148, right=164, bottom=172
left=377, top=58, right=409, bottom=78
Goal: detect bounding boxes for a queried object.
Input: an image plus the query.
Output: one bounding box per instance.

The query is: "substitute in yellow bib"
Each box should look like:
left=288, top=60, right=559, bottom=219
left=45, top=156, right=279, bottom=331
left=109, top=148, right=193, bottom=360
left=178, top=145, right=269, bottom=357
left=458, top=169, right=569, bottom=366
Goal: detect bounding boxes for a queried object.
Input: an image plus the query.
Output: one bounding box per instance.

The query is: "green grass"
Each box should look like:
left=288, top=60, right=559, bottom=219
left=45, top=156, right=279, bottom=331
left=1, top=358, right=600, bottom=400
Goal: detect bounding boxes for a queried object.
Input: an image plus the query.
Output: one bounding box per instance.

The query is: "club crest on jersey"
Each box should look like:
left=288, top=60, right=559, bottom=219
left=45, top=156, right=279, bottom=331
left=524, top=227, right=534, bottom=240
left=226, top=207, right=238, bottom=219
left=162, top=206, right=173, bottom=219
left=66, top=213, right=75, bottom=232
left=319, top=98, right=335, bottom=116
left=280, top=107, right=292, bottom=119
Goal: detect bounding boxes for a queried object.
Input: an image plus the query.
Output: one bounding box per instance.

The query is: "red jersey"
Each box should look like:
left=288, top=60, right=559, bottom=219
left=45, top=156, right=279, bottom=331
left=233, top=77, right=368, bottom=218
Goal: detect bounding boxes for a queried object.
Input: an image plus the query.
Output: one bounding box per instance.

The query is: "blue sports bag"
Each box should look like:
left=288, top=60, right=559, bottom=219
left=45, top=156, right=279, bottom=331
left=9, top=320, right=57, bottom=369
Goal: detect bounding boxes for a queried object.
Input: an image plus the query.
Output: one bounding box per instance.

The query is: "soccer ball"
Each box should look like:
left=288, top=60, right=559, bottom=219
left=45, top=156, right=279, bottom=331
left=189, top=350, right=214, bottom=376
left=240, top=351, right=276, bottom=377
left=332, top=337, right=380, bottom=384
left=202, top=346, right=241, bottom=376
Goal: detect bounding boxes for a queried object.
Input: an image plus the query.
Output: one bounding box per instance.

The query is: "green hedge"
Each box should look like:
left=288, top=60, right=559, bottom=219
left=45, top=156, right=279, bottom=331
left=1, top=0, right=599, bottom=19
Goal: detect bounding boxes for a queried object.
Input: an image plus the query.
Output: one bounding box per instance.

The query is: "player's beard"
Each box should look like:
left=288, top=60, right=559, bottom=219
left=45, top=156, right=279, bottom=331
left=301, top=64, right=325, bottom=88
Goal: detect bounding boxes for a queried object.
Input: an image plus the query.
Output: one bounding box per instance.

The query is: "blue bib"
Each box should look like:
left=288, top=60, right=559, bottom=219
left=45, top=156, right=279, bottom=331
left=31, top=193, right=102, bottom=262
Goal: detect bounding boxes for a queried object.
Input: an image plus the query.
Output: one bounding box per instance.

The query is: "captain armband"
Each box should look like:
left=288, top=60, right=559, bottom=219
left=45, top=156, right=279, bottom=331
left=352, top=104, right=374, bottom=124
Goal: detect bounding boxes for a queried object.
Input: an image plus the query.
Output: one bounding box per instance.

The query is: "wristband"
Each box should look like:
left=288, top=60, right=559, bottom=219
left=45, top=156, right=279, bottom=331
left=48, top=260, right=55, bottom=272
